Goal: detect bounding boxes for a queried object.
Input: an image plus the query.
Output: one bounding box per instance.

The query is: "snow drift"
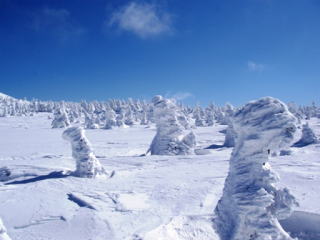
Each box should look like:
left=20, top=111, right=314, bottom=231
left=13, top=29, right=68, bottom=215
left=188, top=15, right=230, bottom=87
left=0, top=218, right=11, bottom=240
left=293, top=123, right=319, bottom=147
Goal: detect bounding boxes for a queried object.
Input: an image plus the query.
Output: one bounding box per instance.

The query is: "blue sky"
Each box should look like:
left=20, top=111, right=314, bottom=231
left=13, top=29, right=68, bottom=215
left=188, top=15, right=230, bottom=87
left=0, top=0, right=319, bottom=106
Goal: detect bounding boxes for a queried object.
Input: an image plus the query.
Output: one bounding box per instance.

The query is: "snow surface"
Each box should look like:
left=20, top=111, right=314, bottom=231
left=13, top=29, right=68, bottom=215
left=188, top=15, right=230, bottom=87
left=0, top=113, right=320, bottom=239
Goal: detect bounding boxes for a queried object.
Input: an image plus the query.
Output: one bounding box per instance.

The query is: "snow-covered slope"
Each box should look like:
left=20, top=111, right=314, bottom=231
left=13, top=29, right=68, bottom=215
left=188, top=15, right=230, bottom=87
left=0, top=93, right=14, bottom=100
left=0, top=114, right=319, bottom=239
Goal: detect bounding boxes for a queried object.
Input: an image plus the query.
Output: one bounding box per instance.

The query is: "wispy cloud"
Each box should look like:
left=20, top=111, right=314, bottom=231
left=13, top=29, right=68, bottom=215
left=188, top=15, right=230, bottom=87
left=31, top=7, right=85, bottom=42
left=247, top=61, right=265, bottom=72
left=108, top=1, right=172, bottom=38
left=172, top=92, right=194, bottom=101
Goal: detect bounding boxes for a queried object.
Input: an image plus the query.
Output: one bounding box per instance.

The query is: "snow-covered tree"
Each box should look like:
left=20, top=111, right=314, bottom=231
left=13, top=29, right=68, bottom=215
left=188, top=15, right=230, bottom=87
left=51, top=107, right=70, bottom=128
left=62, top=127, right=106, bottom=178
left=0, top=218, right=11, bottom=240
left=103, top=108, right=117, bottom=129
left=214, top=97, right=298, bottom=240
left=149, top=95, right=196, bottom=155
left=223, top=125, right=236, bottom=147
left=84, top=112, right=99, bottom=129
left=293, top=123, right=319, bottom=147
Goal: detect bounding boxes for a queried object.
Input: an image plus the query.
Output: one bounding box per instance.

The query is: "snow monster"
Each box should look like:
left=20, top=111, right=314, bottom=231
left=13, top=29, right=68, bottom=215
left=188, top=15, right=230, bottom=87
left=63, top=127, right=106, bottom=178
left=149, top=95, right=196, bottom=155
left=214, top=97, right=298, bottom=240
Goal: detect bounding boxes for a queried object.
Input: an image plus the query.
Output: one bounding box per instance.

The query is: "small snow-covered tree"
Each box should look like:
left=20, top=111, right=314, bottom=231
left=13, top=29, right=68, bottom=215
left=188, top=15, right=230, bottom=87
left=62, top=127, right=106, bottom=178
left=293, top=123, right=319, bottom=147
left=149, top=95, right=196, bottom=155
left=51, top=107, right=70, bottom=128
left=0, top=218, right=12, bottom=240
left=215, top=97, right=298, bottom=240
left=103, top=108, right=117, bottom=129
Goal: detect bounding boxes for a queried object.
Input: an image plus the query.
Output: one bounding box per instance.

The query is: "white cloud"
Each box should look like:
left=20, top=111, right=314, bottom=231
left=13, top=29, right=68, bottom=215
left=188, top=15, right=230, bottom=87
left=109, top=2, right=172, bottom=38
left=31, top=7, right=85, bottom=42
left=248, top=61, right=265, bottom=72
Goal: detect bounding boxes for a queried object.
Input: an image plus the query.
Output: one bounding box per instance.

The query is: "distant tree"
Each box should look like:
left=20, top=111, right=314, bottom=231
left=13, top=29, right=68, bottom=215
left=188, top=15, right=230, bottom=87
left=149, top=95, right=196, bottom=155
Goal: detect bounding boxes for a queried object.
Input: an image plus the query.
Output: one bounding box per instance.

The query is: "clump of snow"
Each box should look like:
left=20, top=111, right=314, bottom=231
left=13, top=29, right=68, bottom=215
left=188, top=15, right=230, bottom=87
left=293, top=123, right=319, bottom=147
left=62, top=127, right=107, bottom=178
left=0, top=167, right=11, bottom=182
left=0, top=218, right=12, bottom=240
left=51, top=107, right=70, bottom=128
left=214, top=97, right=298, bottom=240
left=149, top=95, right=196, bottom=155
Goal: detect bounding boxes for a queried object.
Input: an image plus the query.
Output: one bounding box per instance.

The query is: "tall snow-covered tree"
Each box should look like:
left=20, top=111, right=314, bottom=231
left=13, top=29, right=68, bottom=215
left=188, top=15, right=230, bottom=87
left=62, top=127, right=106, bottom=178
left=149, top=95, right=196, bottom=155
left=215, top=97, right=298, bottom=240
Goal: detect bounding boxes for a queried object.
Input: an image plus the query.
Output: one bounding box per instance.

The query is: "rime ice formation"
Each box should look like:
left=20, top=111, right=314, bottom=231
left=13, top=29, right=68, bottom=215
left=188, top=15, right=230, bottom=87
left=293, top=123, right=319, bottom=147
left=0, top=218, right=11, bottom=240
left=149, top=95, right=196, bottom=155
left=62, top=127, right=106, bottom=178
left=214, top=97, right=298, bottom=240
left=51, top=107, right=70, bottom=128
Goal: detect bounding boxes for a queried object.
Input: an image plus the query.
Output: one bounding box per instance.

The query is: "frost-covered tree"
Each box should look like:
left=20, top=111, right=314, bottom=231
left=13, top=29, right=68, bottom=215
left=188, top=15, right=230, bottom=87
left=149, top=95, right=196, bottom=155
left=293, top=123, right=319, bottom=147
left=0, top=218, right=11, bottom=240
left=223, top=124, right=236, bottom=147
left=84, top=112, right=99, bottom=129
left=124, top=108, right=135, bottom=126
left=214, top=97, right=298, bottom=240
left=51, top=107, right=70, bottom=128
left=103, top=108, right=117, bottom=129
left=62, top=127, right=106, bottom=178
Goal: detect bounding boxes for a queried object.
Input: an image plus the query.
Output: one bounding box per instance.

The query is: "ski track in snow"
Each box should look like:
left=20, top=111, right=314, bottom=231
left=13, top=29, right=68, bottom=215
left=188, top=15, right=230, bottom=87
left=0, top=113, right=319, bottom=239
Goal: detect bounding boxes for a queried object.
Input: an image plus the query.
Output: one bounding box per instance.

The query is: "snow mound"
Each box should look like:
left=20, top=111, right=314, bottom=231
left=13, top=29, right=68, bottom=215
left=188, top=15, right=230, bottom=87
left=144, top=215, right=219, bottom=240
left=0, top=218, right=12, bottom=240
left=292, top=123, right=319, bottom=147
left=280, top=211, right=320, bottom=240
left=214, top=97, right=298, bottom=240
